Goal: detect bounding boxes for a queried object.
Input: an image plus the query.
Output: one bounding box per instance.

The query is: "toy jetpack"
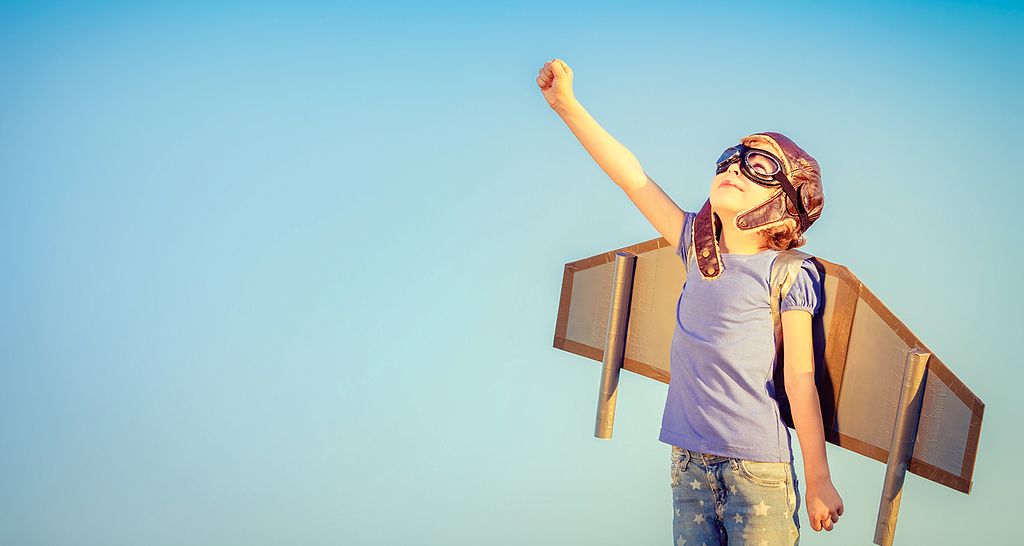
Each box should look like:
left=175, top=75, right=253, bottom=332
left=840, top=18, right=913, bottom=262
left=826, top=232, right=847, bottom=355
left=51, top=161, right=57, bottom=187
left=552, top=237, right=984, bottom=546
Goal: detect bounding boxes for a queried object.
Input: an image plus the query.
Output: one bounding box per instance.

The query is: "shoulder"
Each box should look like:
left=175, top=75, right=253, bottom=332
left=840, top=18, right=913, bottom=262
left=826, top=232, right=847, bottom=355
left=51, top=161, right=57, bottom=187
left=779, top=254, right=821, bottom=313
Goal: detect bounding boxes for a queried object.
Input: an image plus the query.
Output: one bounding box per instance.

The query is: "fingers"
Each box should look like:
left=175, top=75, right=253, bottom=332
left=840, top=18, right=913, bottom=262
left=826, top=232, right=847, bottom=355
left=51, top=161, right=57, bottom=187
left=537, top=58, right=573, bottom=104
left=537, top=59, right=571, bottom=82
left=537, top=64, right=554, bottom=89
left=820, top=508, right=841, bottom=531
left=811, top=515, right=834, bottom=532
left=550, top=58, right=572, bottom=81
left=824, top=510, right=839, bottom=530
left=808, top=507, right=841, bottom=532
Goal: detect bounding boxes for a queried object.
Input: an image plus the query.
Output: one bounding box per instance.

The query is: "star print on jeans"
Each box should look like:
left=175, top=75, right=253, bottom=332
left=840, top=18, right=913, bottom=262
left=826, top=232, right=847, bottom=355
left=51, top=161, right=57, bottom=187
left=693, top=513, right=705, bottom=524
left=690, top=479, right=702, bottom=490
left=754, top=500, right=771, bottom=516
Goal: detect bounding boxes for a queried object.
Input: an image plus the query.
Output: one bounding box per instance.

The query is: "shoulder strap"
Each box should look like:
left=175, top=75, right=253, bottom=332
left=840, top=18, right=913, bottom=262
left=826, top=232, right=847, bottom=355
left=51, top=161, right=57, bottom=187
left=770, top=249, right=813, bottom=343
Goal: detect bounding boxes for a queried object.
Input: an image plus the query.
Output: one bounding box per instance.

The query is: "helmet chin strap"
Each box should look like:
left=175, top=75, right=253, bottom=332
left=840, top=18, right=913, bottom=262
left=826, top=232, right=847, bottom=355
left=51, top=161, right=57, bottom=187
left=694, top=181, right=808, bottom=281
left=734, top=173, right=810, bottom=233
left=692, top=200, right=723, bottom=280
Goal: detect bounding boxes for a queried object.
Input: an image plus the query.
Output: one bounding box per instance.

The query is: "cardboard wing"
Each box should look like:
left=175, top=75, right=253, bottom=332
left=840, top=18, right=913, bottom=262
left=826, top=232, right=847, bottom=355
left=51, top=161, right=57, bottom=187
left=553, top=238, right=984, bottom=494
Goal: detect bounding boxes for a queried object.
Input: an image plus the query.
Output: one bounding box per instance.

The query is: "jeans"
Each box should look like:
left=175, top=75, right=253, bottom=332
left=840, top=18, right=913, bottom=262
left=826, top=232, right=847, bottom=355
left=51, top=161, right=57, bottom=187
left=671, top=447, right=800, bottom=546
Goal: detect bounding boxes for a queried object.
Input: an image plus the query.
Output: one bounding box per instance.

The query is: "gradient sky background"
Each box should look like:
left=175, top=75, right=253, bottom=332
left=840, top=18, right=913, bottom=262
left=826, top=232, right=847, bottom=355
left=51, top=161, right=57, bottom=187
left=2, top=1, right=1022, bottom=545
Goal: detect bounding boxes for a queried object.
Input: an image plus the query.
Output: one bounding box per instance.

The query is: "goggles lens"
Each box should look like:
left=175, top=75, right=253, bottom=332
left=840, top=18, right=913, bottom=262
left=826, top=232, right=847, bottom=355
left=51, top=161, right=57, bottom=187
left=716, top=145, right=783, bottom=187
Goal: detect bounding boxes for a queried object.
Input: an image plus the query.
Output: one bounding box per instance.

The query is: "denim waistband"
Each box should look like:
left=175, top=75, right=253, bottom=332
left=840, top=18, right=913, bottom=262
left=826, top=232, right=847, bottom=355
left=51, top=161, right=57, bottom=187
left=677, top=448, right=731, bottom=465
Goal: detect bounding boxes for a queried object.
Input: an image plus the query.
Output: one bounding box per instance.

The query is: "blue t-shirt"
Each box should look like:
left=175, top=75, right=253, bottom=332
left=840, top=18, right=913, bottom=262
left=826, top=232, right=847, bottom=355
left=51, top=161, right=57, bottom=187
left=658, top=212, right=820, bottom=463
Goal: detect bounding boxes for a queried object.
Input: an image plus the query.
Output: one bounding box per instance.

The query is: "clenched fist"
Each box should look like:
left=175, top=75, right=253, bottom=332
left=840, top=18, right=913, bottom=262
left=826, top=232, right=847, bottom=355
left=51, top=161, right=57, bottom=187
left=537, top=58, right=575, bottom=112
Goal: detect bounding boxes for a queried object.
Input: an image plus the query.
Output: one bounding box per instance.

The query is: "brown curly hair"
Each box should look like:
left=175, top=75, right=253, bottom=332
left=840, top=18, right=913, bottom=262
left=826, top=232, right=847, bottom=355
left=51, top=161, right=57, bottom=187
left=761, top=219, right=806, bottom=251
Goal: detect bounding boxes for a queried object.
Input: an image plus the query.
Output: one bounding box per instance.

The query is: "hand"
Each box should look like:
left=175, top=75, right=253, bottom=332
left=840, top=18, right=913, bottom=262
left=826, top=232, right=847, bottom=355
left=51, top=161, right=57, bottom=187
left=536, top=58, right=575, bottom=111
left=806, top=480, right=844, bottom=532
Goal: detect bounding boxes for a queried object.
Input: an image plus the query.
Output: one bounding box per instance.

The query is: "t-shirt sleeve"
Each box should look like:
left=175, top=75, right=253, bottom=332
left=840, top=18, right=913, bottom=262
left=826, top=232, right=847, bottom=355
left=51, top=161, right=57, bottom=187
left=676, top=212, right=696, bottom=261
left=780, top=259, right=821, bottom=315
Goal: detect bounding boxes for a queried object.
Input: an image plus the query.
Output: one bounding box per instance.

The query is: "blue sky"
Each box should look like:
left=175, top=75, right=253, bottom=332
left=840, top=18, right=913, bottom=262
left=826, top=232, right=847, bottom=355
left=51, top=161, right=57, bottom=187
left=2, top=1, right=1022, bottom=544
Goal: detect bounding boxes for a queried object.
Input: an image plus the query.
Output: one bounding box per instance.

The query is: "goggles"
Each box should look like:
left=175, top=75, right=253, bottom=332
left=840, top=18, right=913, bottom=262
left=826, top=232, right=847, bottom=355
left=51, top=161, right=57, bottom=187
left=715, top=144, right=784, bottom=188
left=716, top=142, right=813, bottom=232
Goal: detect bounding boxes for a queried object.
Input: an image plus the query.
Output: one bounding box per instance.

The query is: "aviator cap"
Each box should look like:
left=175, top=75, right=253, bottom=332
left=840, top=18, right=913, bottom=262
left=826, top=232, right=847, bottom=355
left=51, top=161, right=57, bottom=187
left=693, top=132, right=824, bottom=280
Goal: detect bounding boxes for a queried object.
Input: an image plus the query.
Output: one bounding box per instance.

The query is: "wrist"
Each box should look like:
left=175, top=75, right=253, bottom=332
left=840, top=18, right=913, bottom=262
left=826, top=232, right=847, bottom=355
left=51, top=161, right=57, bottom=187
left=804, top=471, right=833, bottom=488
left=553, top=95, right=582, bottom=117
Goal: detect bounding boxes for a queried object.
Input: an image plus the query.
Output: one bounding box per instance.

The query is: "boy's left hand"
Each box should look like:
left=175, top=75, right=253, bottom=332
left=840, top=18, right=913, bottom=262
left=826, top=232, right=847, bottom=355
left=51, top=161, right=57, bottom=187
left=806, top=481, right=844, bottom=532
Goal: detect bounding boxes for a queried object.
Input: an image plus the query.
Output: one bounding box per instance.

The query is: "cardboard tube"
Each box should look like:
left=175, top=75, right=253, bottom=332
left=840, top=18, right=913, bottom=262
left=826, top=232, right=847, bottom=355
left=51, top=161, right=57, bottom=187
left=595, top=252, right=636, bottom=439
left=874, top=350, right=930, bottom=546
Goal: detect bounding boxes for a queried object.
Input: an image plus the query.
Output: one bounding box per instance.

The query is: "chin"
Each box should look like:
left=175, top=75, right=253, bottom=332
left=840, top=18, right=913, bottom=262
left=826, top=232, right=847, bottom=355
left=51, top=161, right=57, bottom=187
left=709, top=198, right=741, bottom=219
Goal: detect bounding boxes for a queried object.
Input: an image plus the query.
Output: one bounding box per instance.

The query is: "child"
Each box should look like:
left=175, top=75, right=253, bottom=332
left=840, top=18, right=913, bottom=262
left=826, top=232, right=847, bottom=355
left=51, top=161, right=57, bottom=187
left=537, top=59, right=844, bottom=545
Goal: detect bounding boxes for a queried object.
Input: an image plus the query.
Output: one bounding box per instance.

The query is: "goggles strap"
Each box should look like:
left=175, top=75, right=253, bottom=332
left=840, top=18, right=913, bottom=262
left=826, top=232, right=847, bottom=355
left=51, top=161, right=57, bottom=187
left=776, top=172, right=810, bottom=232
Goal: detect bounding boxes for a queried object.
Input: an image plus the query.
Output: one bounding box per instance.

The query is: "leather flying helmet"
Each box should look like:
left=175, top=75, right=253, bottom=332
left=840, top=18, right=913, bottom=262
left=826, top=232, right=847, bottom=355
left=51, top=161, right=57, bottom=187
left=692, top=132, right=824, bottom=280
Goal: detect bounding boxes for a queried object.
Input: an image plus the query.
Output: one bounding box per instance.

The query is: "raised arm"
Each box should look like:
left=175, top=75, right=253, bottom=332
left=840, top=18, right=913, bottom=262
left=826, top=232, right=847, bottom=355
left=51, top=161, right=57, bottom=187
left=537, top=59, right=685, bottom=247
left=782, top=309, right=845, bottom=532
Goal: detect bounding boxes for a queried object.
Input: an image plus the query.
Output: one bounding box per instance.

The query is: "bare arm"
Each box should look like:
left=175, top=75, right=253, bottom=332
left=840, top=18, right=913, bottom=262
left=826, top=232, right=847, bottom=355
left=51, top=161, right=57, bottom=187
left=537, top=59, right=685, bottom=247
left=782, top=309, right=845, bottom=532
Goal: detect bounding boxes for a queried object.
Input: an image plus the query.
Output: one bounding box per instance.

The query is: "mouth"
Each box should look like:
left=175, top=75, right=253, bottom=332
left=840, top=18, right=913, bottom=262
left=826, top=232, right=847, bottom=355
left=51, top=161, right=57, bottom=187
left=720, top=181, right=743, bottom=191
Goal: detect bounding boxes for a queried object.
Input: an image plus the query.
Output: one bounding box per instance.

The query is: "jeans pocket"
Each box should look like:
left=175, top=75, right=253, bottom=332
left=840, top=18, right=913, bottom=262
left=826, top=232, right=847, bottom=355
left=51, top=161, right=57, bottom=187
left=670, top=447, right=690, bottom=487
left=737, top=460, right=789, bottom=486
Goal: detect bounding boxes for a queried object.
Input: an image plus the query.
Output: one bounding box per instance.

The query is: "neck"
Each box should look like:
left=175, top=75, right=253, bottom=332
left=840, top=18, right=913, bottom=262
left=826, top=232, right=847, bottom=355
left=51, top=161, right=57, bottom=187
left=716, top=212, right=768, bottom=255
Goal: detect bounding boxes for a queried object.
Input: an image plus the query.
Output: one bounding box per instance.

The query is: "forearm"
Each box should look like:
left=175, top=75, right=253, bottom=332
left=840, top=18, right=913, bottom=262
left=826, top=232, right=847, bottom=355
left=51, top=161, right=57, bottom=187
left=782, top=309, right=844, bottom=531
left=554, top=98, right=648, bottom=192
left=787, top=373, right=833, bottom=485
left=537, top=59, right=684, bottom=246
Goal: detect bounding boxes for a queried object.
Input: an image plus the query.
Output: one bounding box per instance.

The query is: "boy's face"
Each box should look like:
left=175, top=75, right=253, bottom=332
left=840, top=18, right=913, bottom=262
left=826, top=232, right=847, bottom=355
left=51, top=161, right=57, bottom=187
left=709, top=146, right=782, bottom=220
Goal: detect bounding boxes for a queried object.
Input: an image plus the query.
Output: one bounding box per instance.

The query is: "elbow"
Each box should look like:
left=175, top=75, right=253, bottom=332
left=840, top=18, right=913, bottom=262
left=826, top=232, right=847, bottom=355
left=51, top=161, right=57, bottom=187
left=784, top=370, right=815, bottom=391
left=618, top=169, right=651, bottom=193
